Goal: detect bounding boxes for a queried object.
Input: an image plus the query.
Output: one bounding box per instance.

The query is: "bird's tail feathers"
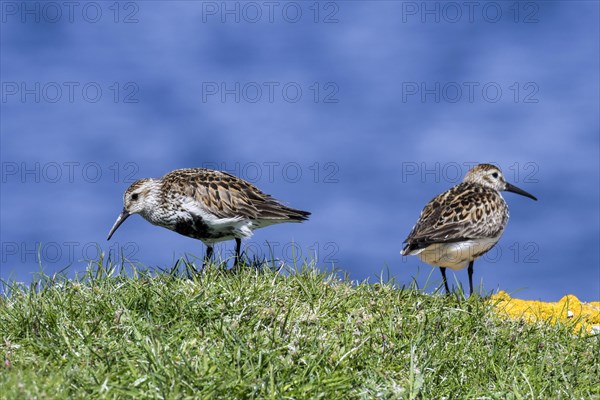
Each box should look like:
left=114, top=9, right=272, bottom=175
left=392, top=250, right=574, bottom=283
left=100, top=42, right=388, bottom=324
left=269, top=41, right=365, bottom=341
left=257, top=201, right=311, bottom=223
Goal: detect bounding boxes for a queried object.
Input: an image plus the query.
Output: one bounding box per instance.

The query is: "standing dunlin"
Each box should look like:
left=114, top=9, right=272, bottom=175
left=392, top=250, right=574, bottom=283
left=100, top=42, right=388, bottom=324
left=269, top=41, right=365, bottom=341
left=401, top=164, right=537, bottom=295
left=107, top=168, right=310, bottom=266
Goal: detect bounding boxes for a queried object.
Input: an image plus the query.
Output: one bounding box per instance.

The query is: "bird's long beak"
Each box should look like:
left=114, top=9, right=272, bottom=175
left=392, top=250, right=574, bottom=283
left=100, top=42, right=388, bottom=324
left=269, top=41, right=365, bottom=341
left=505, top=183, right=538, bottom=201
left=107, top=209, right=131, bottom=240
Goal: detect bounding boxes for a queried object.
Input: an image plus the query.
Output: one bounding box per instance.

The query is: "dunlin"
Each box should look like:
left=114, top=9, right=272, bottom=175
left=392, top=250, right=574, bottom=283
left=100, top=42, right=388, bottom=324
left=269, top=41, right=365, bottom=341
left=401, top=164, right=537, bottom=295
left=107, top=168, right=310, bottom=266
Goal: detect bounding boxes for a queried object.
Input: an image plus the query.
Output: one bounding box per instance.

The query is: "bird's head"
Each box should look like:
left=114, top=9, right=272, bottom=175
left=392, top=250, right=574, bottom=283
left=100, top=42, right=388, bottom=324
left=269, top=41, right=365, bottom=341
left=463, top=164, right=537, bottom=201
left=107, top=178, right=157, bottom=240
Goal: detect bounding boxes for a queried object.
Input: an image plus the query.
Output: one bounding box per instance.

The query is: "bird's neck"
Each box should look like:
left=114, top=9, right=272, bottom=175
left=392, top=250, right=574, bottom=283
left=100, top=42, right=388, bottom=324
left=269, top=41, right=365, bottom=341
left=139, top=184, right=168, bottom=226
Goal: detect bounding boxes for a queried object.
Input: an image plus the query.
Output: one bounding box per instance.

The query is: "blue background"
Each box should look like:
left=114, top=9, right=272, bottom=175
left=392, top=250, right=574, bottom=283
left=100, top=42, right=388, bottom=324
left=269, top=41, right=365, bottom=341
left=1, top=1, right=598, bottom=301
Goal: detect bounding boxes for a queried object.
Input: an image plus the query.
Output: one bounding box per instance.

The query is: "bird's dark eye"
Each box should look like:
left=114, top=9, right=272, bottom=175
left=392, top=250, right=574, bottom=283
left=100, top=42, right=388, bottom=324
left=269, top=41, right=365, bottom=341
left=492, top=172, right=498, bottom=178
left=131, top=193, right=139, bottom=201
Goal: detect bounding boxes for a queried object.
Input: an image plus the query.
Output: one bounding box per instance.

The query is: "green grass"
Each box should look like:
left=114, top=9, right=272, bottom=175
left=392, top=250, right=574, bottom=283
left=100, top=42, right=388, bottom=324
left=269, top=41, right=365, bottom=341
left=1, top=259, right=598, bottom=399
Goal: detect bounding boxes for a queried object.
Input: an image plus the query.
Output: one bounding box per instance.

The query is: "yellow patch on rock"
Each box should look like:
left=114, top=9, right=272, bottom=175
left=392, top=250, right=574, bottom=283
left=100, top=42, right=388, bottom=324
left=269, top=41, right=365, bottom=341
left=491, top=291, right=600, bottom=334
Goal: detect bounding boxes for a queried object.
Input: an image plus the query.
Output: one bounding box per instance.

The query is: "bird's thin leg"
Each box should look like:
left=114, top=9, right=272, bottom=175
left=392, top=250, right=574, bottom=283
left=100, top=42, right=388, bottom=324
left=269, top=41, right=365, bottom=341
left=204, top=245, right=214, bottom=267
left=233, top=238, right=242, bottom=268
left=440, top=267, right=450, bottom=294
left=468, top=261, right=474, bottom=296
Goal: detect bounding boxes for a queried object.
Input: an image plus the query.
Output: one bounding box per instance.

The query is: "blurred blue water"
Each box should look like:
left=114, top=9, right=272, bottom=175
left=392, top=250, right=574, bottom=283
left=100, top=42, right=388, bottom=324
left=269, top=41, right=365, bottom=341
left=1, top=1, right=598, bottom=301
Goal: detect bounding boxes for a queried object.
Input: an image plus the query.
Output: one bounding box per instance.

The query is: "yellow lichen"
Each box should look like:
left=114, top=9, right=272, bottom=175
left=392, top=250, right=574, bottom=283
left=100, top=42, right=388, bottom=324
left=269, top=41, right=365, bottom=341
left=490, top=291, right=600, bottom=335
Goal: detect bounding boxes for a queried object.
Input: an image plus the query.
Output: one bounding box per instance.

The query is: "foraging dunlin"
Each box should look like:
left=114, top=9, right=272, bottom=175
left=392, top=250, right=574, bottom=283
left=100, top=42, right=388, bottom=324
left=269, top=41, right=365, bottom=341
left=401, top=164, right=537, bottom=295
left=107, top=168, right=310, bottom=266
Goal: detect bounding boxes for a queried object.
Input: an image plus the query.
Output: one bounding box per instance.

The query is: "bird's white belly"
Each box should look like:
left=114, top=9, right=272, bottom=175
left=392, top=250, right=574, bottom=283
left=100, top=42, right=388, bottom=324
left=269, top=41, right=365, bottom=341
left=203, top=218, right=255, bottom=244
left=414, top=236, right=501, bottom=270
left=146, top=201, right=256, bottom=244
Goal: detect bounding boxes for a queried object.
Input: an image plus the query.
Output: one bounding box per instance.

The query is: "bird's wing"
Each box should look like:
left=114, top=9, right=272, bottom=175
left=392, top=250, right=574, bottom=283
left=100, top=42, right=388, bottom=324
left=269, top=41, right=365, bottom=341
left=162, top=169, right=307, bottom=221
left=171, top=169, right=263, bottom=219
left=403, top=184, right=507, bottom=251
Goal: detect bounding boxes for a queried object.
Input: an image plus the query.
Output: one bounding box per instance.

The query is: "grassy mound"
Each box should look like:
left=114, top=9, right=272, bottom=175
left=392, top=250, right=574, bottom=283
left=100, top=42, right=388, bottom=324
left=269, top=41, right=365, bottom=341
left=1, top=261, right=598, bottom=399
